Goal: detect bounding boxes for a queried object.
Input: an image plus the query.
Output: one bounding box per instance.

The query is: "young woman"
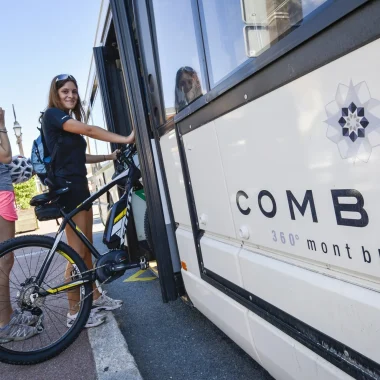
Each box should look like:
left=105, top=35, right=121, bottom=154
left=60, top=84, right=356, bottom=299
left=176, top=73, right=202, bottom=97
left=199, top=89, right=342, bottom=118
left=0, top=107, right=40, bottom=342
left=42, top=74, right=135, bottom=328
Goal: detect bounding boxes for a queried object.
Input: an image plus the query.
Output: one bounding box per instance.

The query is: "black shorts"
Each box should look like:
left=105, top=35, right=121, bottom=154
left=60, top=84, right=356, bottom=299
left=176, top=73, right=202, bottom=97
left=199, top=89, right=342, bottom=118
left=54, top=177, right=91, bottom=213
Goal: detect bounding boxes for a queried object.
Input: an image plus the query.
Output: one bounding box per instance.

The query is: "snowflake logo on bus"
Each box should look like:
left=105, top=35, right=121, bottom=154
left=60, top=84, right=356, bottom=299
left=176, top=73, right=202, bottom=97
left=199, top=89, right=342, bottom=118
left=339, top=102, right=368, bottom=142
left=325, top=81, right=380, bottom=162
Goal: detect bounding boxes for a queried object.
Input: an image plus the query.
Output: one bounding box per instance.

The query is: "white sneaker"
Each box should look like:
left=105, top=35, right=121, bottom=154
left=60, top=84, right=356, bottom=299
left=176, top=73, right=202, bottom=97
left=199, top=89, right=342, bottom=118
left=67, top=309, right=106, bottom=328
left=92, top=291, right=123, bottom=312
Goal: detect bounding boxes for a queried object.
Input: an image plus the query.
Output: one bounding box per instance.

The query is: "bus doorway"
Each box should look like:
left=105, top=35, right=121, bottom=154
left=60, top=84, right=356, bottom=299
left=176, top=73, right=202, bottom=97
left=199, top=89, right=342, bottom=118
left=85, top=13, right=181, bottom=303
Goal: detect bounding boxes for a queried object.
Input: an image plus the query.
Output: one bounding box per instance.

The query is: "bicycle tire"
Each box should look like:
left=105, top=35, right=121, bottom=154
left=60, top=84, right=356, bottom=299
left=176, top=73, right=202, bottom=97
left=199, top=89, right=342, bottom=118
left=0, top=235, right=92, bottom=365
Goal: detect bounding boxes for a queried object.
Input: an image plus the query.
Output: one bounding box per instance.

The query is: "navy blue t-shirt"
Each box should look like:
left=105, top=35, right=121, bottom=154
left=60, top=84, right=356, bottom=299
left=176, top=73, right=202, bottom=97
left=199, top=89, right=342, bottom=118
left=42, top=108, right=87, bottom=184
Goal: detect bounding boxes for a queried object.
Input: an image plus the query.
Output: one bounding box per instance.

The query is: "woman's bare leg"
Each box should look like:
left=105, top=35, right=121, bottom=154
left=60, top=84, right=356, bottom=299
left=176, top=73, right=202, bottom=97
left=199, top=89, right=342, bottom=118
left=0, top=216, right=15, bottom=327
left=65, top=208, right=101, bottom=315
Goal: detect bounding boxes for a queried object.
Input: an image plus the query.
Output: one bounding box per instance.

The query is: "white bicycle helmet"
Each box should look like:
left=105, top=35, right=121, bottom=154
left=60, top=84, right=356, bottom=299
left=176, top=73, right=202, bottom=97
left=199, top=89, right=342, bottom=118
left=6, top=155, right=34, bottom=184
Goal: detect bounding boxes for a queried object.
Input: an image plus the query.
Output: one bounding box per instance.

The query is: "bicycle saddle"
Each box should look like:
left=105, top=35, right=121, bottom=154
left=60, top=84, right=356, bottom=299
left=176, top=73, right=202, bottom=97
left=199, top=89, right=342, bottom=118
left=30, top=187, right=70, bottom=206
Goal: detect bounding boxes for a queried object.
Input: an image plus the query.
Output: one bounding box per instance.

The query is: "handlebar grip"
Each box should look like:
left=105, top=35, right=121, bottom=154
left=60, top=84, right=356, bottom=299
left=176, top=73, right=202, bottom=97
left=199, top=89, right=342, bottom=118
left=119, top=145, right=128, bottom=153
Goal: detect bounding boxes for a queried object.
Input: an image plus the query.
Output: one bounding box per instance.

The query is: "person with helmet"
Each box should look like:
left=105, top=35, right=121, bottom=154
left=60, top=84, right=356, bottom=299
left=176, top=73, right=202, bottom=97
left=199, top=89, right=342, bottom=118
left=42, top=74, right=135, bottom=328
left=0, top=107, right=40, bottom=343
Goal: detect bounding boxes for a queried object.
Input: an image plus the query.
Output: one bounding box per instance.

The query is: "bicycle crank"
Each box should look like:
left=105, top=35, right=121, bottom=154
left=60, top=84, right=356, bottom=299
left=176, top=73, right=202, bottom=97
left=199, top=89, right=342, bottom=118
left=95, top=250, right=146, bottom=283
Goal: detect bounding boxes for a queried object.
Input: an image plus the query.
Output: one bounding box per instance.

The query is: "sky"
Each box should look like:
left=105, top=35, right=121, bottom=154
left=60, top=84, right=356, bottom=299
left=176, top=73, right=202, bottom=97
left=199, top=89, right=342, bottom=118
left=0, top=0, right=102, bottom=157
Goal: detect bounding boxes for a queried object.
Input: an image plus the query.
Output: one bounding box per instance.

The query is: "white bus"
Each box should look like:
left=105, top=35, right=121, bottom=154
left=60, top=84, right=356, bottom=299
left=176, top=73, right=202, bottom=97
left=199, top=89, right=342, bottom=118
left=85, top=1, right=380, bottom=379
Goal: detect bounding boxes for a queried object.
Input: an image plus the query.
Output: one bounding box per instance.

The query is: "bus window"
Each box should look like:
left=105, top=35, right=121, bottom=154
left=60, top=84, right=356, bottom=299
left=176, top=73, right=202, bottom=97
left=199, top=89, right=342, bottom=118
left=89, top=91, right=111, bottom=162
left=198, top=0, right=249, bottom=87
left=242, top=0, right=328, bottom=58
left=152, top=0, right=206, bottom=118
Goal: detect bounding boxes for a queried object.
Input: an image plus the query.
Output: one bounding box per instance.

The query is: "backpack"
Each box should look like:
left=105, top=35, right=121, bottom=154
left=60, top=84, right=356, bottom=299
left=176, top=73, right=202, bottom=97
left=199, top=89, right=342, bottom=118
left=31, top=114, right=62, bottom=187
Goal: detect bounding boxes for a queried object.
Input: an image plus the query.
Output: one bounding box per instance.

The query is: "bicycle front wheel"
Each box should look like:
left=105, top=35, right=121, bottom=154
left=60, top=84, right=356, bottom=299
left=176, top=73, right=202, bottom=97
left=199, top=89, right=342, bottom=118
left=0, top=235, right=93, bottom=365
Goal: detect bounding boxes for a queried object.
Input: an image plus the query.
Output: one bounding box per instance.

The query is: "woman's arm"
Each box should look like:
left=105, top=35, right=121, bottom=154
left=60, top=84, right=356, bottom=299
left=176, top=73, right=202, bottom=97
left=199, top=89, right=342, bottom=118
left=63, top=118, right=135, bottom=145
left=0, top=108, right=12, bottom=164
left=86, top=150, right=119, bottom=164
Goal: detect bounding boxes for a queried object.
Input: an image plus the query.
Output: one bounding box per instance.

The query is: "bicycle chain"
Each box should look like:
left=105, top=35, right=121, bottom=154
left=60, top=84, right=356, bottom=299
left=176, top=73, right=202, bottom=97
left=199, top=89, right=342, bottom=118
left=42, top=263, right=108, bottom=291
left=41, top=263, right=113, bottom=308
left=74, top=272, right=113, bottom=308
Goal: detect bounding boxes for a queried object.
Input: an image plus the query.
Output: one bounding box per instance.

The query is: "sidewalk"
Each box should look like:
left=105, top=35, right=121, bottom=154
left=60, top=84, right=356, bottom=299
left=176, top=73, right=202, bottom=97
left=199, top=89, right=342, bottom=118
left=0, top=208, right=142, bottom=380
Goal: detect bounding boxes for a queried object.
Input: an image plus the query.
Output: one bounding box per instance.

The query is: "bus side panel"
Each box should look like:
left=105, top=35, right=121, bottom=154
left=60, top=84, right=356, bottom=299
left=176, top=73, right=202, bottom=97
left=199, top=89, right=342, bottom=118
left=247, top=312, right=351, bottom=380
left=215, top=38, right=380, bottom=283
left=182, top=269, right=351, bottom=380
left=183, top=121, right=236, bottom=239
left=181, top=38, right=380, bottom=369
left=240, top=248, right=380, bottom=364
left=201, top=234, right=243, bottom=287
left=176, top=226, right=200, bottom=278
left=160, top=131, right=192, bottom=228
left=181, top=270, right=261, bottom=365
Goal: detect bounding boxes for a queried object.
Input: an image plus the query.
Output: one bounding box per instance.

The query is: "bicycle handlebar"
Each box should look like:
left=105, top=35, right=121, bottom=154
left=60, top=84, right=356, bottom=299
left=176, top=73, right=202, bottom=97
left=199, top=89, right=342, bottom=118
left=112, top=144, right=138, bottom=185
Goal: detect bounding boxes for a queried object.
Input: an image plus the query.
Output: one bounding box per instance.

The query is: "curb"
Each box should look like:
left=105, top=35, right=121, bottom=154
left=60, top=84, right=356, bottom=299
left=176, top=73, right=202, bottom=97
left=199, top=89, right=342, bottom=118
left=88, top=312, right=143, bottom=380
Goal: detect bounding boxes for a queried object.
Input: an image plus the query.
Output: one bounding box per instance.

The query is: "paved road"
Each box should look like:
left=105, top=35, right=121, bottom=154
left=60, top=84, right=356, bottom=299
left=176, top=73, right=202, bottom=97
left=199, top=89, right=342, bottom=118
left=91, top=228, right=273, bottom=380
left=1, top=211, right=273, bottom=380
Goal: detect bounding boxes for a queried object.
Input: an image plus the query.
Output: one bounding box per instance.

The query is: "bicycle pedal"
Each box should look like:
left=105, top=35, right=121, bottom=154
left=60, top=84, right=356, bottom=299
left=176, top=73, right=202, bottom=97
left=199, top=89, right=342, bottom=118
left=111, top=263, right=130, bottom=272
left=139, top=256, right=149, bottom=270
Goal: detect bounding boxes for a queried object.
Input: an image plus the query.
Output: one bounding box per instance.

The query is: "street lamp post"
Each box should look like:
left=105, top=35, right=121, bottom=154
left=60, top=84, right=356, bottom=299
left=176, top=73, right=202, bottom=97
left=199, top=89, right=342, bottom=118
left=12, top=104, right=24, bottom=156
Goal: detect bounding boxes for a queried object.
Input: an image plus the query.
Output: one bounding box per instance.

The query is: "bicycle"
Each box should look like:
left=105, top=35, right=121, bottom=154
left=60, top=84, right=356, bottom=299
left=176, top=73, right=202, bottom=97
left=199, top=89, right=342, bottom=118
left=0, top=144, right=149, bottom=365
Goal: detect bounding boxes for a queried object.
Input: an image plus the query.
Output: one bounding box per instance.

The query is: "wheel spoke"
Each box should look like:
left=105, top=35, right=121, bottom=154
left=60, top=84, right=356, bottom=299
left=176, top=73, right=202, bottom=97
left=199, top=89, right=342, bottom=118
left=13, top=253, right=29, bottom=282
left=44, top=262, right=67, bottom=285
left=0, top=267, right=20, bottom=289
left=44, top=252, right=63, bottom=282
left=0, top=237, right=90, bottom=361
left=29, top=248, right=35, bottom=278
left=43, top=306, right=63, bottom=339
left=23, top=250, right=32, bottom=279
left=43, top=303, right=68, bottom=334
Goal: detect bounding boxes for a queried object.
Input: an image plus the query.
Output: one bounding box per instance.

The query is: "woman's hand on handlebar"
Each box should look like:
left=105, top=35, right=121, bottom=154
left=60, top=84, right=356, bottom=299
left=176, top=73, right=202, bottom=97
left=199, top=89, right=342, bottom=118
left=110, top=149, right=121, bottom=161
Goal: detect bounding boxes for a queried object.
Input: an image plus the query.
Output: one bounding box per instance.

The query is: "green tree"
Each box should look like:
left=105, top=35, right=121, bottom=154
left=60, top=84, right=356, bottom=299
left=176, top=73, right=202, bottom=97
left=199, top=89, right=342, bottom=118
left=14, top=177, right=37, bottom=210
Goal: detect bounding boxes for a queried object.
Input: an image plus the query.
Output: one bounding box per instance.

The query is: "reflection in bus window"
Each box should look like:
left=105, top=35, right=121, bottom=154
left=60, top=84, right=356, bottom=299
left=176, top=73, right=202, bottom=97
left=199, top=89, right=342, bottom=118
left=242, top=0, right=328, bottom=58
left=175, top=66, right=203, bottom=113
left=152, top=0, right=206, bottom=119
left=199, top=0, right=249, bottom=87
left=89, top=91, right=110, bottom=161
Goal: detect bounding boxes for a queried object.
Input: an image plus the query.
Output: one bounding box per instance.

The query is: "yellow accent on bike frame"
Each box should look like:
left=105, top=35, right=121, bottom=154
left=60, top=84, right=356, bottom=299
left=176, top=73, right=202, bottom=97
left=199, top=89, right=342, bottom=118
left=114, top=209, right=126, bottom=224
left=46, top=280, right=86, bottom=294
left=45, top=251, right=77, bottom=292
left=76, top=225, right=83, bottom=233
left=58, top=250, right=74, bottom=264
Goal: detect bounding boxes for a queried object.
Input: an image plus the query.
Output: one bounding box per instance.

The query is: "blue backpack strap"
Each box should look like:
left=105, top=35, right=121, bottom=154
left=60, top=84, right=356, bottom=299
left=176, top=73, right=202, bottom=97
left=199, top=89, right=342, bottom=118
left=48, top=133, right=62, bottom=164
left=39, top=122, right=62, bottom=164
left=39, top=112, right=63, bottom=187
left=32, top=137, right=41, bottom=161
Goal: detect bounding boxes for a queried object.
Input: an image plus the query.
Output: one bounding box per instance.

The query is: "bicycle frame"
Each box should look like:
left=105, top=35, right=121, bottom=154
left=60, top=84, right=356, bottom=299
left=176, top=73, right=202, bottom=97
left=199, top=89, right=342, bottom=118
left=36, top=156, right=141, bottom=295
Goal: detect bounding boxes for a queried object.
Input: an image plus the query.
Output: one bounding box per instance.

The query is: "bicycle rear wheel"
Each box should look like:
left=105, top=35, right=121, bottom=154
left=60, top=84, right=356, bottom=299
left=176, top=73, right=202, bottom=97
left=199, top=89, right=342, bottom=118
left=0, top=235, right=92, bottom=364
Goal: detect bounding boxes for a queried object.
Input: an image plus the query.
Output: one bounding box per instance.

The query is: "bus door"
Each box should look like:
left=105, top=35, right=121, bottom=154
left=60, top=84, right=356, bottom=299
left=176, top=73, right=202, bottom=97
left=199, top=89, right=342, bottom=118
left=93, top=44, right=145, bottom=265
left=109, top=0, right=181, bottom=302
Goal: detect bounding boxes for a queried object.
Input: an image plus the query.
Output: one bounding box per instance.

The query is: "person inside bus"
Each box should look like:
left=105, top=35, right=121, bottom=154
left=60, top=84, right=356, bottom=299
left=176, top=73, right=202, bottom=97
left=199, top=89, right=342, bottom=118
left=0, top=107, right=41, bottom=342
left=174, top=66, right=203, bottom=113
left=42, top=74, right=135, bottom=328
